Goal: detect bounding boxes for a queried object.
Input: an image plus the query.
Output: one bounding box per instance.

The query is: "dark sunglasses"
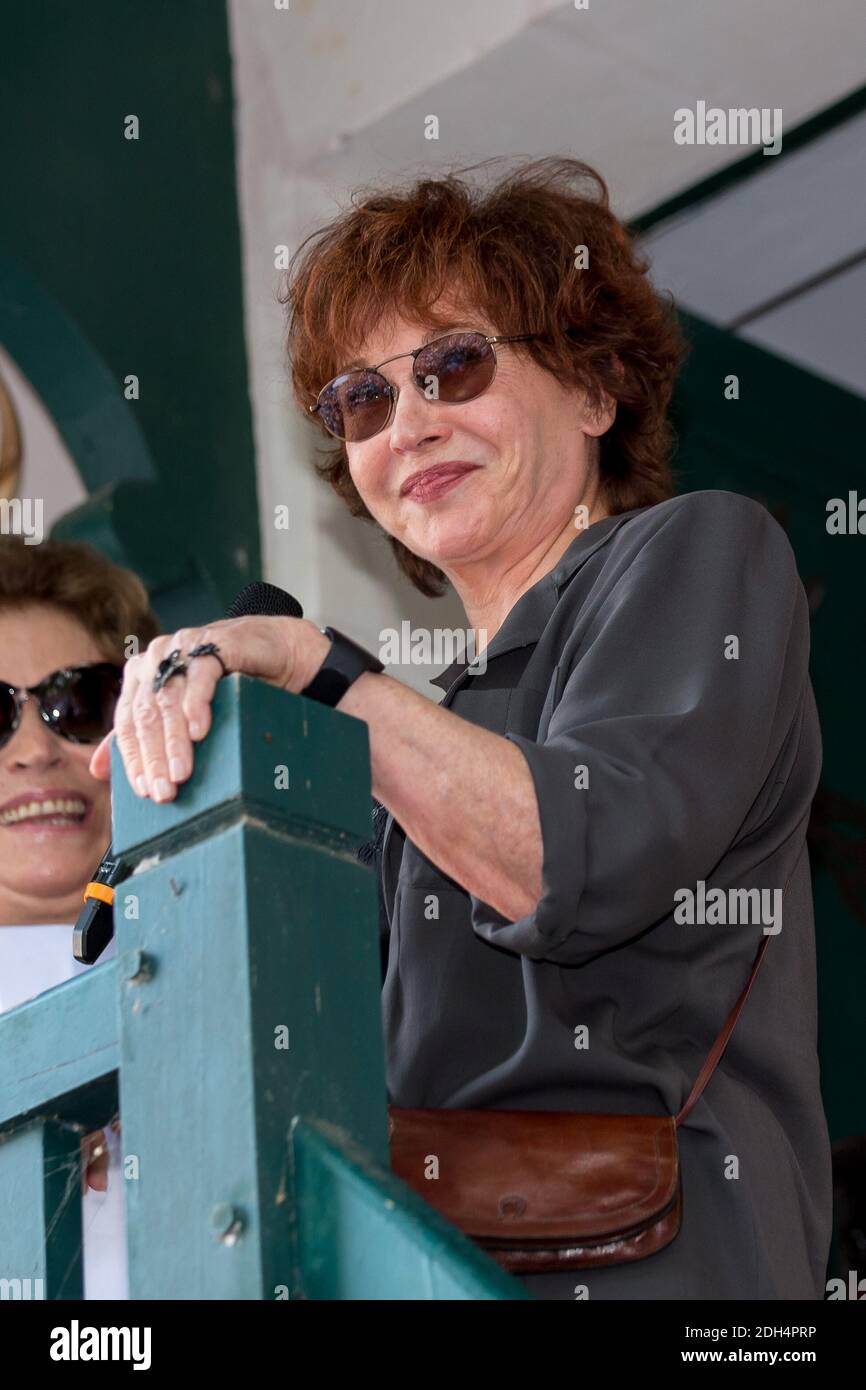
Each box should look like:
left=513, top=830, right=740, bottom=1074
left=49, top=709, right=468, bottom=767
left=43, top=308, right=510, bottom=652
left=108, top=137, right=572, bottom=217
left=0, top=662, right=123, bottom=751
left=308, top=329, right=544, bottom=443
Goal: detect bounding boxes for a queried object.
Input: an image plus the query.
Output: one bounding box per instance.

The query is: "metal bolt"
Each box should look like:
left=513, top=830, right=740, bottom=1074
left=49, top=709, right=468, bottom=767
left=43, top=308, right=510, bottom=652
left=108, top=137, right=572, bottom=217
left=210, top=1202, right=245, bottom=1246
left=125, top=950, right=154, bottom=984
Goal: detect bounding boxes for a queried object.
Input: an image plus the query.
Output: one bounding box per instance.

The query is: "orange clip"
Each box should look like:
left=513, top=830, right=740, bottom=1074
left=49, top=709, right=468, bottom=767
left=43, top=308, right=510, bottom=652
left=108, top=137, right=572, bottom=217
left=83, top=881, right=115, bottom=907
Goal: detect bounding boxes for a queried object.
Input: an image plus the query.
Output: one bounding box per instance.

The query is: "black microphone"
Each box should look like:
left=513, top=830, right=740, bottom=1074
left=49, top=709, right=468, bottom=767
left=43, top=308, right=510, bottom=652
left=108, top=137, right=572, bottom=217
left=225, top=581, right=303, bottom=621
left=73, top=580, right=306, bottom=962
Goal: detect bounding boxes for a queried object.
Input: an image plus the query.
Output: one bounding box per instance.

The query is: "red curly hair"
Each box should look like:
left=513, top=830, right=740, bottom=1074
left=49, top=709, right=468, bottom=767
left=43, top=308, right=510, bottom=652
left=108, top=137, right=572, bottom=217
left=282, top=156, right=686, bottom=597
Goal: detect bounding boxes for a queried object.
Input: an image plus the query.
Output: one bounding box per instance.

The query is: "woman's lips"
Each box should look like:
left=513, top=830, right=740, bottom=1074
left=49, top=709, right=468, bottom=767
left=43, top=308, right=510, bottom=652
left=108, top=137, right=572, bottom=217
left=401, top=463, right=480, bottom=503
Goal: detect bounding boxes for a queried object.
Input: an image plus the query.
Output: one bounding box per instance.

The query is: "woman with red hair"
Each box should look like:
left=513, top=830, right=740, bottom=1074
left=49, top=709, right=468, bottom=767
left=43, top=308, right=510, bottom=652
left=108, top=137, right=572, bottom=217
left=92, top=158, right=832, bottom=1301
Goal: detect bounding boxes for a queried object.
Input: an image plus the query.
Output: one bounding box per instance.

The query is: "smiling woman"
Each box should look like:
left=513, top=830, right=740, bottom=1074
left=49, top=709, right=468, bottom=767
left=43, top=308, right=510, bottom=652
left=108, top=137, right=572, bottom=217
left=0, top=532, right=159, bottom=1300
left=93, top=156, right=833, bottom=1301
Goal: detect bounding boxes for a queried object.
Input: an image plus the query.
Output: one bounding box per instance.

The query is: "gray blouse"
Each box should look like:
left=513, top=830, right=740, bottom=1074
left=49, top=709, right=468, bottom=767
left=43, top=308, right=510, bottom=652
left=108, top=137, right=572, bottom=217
left=378, top=489, right=833, bottom=1301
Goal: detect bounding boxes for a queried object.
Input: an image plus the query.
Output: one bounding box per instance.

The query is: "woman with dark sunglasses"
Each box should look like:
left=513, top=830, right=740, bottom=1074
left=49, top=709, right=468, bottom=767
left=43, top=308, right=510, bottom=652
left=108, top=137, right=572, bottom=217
left=0, top=533, right=159, bottom=1298
left=90, top=157, right=833, bottom=1302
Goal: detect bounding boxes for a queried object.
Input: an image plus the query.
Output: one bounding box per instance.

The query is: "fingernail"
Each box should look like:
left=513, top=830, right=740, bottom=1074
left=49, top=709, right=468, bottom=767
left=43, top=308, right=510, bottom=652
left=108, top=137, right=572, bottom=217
left=135, top=775, right=148, bottom=797
left=189, top=719, right=203, bottom=740
left=153, top=778, right=172, bottom=802
left=169, top=757, right=185, bottom=781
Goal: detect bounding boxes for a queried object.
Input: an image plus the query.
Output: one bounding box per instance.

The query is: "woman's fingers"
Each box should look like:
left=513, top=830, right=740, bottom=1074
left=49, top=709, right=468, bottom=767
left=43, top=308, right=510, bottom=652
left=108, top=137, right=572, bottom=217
left=81, top=1129, right=109, bottom=1194
left=88, top=730, right=114, bottom=781
left=111, top=651, right=151, bottom=797
left=175, top=637, right=224, bottom=745
left=135, top=678, right=186, bottom=801
left=101, top=617, right=311, bottom=801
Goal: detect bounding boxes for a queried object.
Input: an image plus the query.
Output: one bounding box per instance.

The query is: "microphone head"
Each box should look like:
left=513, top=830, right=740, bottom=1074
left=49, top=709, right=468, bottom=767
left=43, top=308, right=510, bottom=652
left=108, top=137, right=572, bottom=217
left=226, top=581, right=304, bottom=621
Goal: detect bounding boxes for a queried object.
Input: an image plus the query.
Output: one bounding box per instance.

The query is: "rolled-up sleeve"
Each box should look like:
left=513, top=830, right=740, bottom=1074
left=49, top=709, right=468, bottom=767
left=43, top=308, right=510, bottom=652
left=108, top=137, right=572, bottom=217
left=469, top=492, right=811, bottom=965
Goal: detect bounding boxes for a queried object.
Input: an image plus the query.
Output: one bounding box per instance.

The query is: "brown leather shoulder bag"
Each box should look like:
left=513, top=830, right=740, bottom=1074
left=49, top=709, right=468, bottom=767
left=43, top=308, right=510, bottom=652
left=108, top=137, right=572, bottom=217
left=389, top=932, right=771, bottom=1274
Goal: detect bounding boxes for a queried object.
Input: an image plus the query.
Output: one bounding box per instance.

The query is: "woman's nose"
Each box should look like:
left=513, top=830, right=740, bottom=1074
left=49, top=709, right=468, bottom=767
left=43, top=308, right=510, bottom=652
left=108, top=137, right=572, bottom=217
left=2, top=700, right=63, bottom=767
left=387, top=370, right=451, bottom=452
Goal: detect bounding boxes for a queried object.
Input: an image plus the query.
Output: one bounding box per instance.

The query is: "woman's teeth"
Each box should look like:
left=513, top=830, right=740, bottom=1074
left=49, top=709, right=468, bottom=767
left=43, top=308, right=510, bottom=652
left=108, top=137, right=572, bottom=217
left=0, top=798, right=88, bottom=826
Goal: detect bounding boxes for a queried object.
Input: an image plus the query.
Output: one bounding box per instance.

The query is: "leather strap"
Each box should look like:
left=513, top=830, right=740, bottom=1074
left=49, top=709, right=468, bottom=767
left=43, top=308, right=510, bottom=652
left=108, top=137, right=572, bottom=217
left=675, top=933, right=770, bottom=1126
left=675, top=854, right=801, bottom=1127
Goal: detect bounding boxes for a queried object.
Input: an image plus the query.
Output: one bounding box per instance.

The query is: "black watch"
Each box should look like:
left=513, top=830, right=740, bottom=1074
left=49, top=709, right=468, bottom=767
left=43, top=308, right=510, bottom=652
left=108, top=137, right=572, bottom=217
left=300, top=626, right=384, bottom=707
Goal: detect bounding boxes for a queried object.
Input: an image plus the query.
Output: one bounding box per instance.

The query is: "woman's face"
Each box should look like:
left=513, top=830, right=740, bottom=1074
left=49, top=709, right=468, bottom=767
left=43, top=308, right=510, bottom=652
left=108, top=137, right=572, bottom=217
left=343, top=306, right=615, bottom=581
left=0, top=604, right=113, bottom=925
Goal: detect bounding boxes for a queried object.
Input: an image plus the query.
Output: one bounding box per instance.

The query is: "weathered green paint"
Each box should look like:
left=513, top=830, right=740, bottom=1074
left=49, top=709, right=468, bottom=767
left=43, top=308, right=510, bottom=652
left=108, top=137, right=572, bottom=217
left=0, top=1121, right=84, bottom=1301
left=109, top=675, right=374, bottom=859
left=0, top=675, right=523, bottom=1298
left=0, top=963, right=118, bottom=1131
left=116, top=814, right=389, bottom=1298
left=293, top=1118, right=529, bottom=1300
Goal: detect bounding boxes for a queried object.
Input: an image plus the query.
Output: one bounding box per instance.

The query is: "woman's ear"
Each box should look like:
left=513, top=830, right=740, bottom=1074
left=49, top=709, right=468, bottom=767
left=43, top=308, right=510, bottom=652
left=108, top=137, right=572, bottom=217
left=581, top=386, right=617, bottom=439
left=583, top=358, right=622, bottom=439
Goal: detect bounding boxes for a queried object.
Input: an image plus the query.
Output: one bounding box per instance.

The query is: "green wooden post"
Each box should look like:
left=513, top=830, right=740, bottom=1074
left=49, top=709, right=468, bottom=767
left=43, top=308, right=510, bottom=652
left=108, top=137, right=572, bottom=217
left=0, top=675, right=524, bottom=1299
left=0, top=962, right=119, bottom=1299
left=108, top=674, right=388, bottom=1298
left=0, top=1121, right=84, bottom=1300
left=110, top=675, right=523, bottom=1298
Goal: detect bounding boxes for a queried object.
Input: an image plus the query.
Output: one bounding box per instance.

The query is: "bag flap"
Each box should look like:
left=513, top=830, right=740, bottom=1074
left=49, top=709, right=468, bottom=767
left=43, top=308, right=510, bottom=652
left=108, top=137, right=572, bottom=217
left=389, top=1106, right=679, bottom=1243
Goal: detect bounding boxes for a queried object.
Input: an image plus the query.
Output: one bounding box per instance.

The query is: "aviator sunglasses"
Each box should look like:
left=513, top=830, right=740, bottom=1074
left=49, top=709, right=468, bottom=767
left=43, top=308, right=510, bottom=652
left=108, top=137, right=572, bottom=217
left=309, top=329, right=545, bottom=443
left=0, top=662, right=123, bottom=751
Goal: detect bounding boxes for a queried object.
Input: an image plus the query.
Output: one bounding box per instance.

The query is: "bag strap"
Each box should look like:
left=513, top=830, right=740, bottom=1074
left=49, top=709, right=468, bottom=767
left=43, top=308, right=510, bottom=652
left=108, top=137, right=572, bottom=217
left=675, top=933, right=770, bottom=1126
left=675, top=852, right=801, bottom=1128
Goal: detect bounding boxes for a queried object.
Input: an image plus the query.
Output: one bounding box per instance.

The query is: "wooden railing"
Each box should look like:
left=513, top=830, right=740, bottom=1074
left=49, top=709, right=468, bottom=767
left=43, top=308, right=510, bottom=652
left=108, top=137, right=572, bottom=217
left=0, top=675, right=525, bottom=1299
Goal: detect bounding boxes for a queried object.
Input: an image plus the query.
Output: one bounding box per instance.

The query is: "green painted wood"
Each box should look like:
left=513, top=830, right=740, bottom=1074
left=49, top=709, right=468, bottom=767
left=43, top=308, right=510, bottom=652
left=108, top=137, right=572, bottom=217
left=116, top=816, right=389, bottom=1298
left=0, top=246, right=158, bottom=491
left=109, top=675, right=521, bottom=1298
left=0, top=1119, right=84, bottom=1300
left=0, top=963, right=118, bottom=1131
left=292, top=1118, right=529, bottom=1300
left=110, top=674, right=374, bottom=860
left=0, top=674, right=523, bottom=1298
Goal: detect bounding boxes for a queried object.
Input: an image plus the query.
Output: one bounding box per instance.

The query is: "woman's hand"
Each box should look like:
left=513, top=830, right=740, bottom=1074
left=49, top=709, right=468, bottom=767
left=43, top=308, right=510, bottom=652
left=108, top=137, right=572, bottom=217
left=88, top=617, right=330, bottom=801
left=81, top=1128, right=108, bottom=1193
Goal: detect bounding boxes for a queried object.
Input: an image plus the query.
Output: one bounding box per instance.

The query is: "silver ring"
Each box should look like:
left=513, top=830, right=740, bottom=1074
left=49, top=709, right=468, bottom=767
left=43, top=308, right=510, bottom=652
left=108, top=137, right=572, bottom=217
left=187, top=642, right=229, bottom=678
left=152, top=648, right=189, bottom=694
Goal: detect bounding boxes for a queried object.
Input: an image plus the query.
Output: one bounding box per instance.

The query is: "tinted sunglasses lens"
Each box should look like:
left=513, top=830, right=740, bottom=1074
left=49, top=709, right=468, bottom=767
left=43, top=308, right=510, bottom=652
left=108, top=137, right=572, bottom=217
left=47, top=665, right=122, bottom=743
left=414, top=332, right=495, bottom=402
left=318, top=370, right=393, bottom=442
left=0, top=687, right=17, bottom=749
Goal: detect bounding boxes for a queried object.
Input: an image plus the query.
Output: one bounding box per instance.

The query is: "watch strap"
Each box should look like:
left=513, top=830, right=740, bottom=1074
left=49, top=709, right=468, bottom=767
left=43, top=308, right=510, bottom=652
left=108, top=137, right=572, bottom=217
left=301, top=626, right=384, bottom=707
